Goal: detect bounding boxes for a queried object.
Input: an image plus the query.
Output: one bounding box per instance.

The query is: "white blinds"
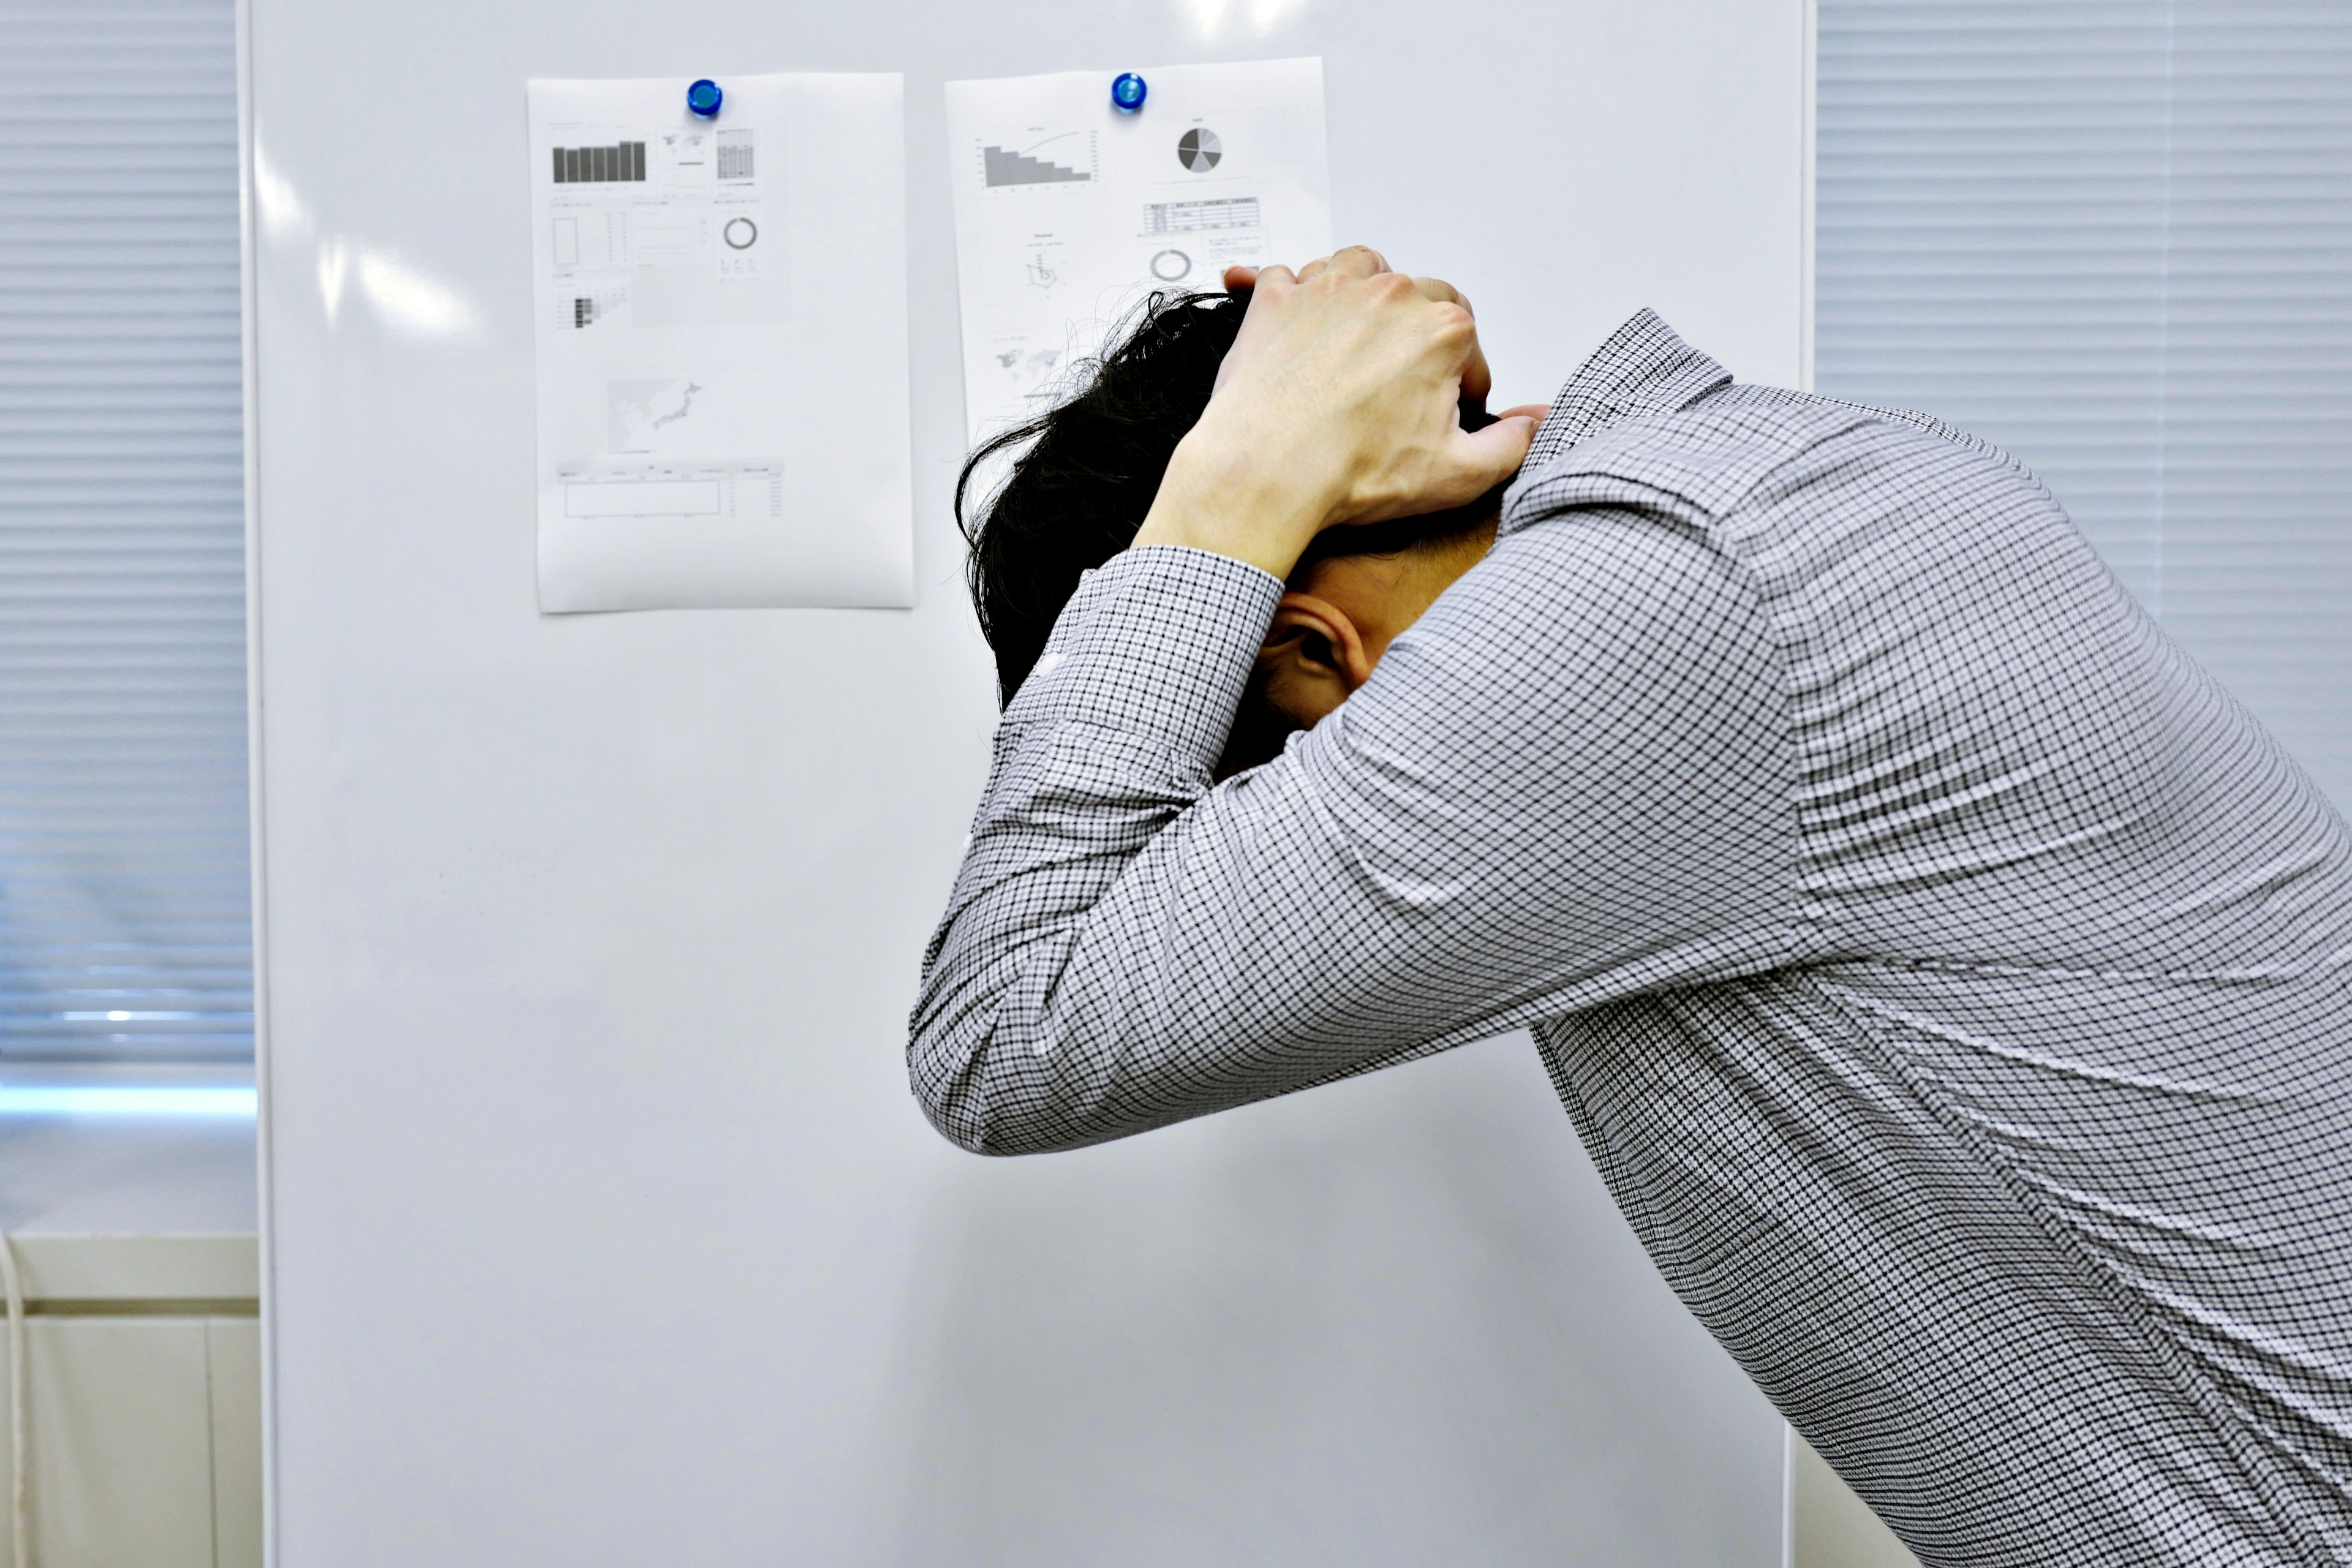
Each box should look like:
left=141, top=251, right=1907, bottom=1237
left=0, top=1, right=252, bottom=1063
left=1817, top=0, right=2352, bottom=812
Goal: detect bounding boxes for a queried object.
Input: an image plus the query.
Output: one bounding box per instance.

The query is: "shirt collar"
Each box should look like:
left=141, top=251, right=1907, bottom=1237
left=1520, top=310, right=1733, bottom=467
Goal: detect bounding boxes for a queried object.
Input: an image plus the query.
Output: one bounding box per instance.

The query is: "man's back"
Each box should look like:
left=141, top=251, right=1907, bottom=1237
left=1507, top=316, right=2352, bottom=1563
left=913, top=306, right=2352, bottom=1566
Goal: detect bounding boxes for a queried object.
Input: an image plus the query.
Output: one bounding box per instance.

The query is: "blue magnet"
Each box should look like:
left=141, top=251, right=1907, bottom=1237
left=1111, top=72, right=1148, bottom=113
left=687, top=78, right=723, bottom=118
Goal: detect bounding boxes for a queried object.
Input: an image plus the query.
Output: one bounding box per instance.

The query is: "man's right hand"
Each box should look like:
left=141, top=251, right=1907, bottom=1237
left=1129, top=247, right=1536, bottom=581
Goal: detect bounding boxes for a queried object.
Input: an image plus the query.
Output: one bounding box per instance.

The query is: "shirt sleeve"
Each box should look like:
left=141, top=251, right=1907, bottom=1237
left=909, top=518, right=1804, bottom=1155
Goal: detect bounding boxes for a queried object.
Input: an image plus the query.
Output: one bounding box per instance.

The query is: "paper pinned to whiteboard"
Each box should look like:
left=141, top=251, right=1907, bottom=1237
left=528, top=73, right=912, bottom=612
left=946, top=58, right=1332, bottom=445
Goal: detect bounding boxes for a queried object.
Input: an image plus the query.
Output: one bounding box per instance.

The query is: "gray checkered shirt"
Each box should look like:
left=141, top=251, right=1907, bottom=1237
left=912, top=311, right=2352, bottom=1566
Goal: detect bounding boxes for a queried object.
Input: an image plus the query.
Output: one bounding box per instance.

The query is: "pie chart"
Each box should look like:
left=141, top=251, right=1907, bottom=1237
left=1177, top=127, right=1223, bottom=173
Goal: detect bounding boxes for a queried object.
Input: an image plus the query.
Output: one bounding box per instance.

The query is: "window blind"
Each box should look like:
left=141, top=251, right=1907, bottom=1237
left=1817, top=0, right=2352, bottom=812
left=0, top=0, right=252, bottom=1064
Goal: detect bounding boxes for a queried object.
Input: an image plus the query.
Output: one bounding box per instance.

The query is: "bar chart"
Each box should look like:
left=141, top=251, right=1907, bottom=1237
left=981, top=131, right=1094, bottom=187
left=552, top=141, right=647, bottom=184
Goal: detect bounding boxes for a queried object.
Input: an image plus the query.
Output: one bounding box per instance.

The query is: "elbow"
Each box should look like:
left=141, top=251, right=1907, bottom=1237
left=908, top=1062, right=1008, bottom=1156
left=910, top=1087, right=1057, bottom=1159
left=922, top=1105, right=1023, bottom=1158
left=905, top=1018, right=1037, bottom=1158
left=908, top=981, right=1001, bottom=1155
left=906, top=1022, right=1112, bottom=1159
left=908, top=1065, right=1080, bottom=1158
left=909, top=960, right=1140, bottom=1156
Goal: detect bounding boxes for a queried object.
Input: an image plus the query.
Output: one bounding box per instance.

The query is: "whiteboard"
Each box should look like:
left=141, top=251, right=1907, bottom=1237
left=244, top=0, right=1807, bottom=1562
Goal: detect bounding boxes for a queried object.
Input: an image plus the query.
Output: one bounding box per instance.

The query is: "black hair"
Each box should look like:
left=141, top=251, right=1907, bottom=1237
left=956, top=288, right=1503, bottom=713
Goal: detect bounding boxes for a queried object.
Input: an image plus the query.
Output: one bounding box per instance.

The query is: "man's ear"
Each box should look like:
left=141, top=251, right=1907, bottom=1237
left=1255, top=592, right=1373, bottom=728
left=1264, top=592, right=1373, bottom=688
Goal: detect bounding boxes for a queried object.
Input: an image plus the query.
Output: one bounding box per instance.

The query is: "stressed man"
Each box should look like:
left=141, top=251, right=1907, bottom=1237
left=910, top=249, right=2352, bottom=1566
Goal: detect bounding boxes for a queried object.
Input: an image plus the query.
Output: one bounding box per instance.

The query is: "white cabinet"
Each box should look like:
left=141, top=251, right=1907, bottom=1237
left=206, top=1319, right=265, bottom=1567
left=0, top=1237, right=261, bottom=1568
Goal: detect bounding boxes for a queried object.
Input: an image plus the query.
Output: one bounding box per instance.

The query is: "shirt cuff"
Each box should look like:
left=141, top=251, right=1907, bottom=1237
left=1005, top=545, right=1286, bottom=760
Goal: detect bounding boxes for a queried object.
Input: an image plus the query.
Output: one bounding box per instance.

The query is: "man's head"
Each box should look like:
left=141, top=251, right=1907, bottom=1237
left=957, top=287, right=1504, bottom=771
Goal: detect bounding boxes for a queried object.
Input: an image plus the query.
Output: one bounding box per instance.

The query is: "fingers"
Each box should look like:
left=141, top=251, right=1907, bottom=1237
left=1287, top=254, right=1494, bottom=404
left=1452, top=338, right=1493, bottom=409
left=1398, top=278, right=1491, bottom=405
left=1409, top=276, right=1466, bottom=311
left=1396, top=283, right=1490, bottom=413
left=1294, top=245, right=1389, bottom=284
left=1262, top=252, right=1460, bottom=299
left=1441, top=414, right=1537, bottom=502
left=1452, top=324, right=1493, bottom=407
left=1341, top=412, right=1532, bottom=527
left=1204, top=245, right=1518, bottom=524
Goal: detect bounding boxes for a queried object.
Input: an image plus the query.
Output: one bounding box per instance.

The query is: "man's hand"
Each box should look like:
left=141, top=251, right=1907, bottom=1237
left=1129, top=247, right=1537, bottom=581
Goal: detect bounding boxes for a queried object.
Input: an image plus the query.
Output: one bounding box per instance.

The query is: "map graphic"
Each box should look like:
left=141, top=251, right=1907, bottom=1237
left=608, top=377, right=704, bottom=454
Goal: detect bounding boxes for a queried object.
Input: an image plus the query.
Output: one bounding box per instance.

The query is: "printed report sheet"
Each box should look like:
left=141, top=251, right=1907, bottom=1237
left=946, top=58, right=1332, bottom=445
left=528, top=73, right=911, bottom=611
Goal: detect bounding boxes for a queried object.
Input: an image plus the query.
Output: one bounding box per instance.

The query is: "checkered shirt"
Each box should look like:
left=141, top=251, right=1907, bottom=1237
left=911, top=311, right=2352, bottom=1566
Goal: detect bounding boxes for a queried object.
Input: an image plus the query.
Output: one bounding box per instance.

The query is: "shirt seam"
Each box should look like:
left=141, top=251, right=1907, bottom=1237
left=1501, top=470, right=1830, bottom=973
left=1841, top=954, right=2321, bottom=987
left=1661, top=516, right=1828, bottom=975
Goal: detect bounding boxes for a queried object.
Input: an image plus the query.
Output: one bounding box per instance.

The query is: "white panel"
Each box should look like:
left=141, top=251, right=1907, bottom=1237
left=5, top=1234, right=257, bottom=1303
left=209, top=1317, right=266, bottom=1568
left=0, top=1319, right=216, bottom=1568
left=0, top=0, right=254, bottom=1065
left=249, top=0, right=1806, bottom=1562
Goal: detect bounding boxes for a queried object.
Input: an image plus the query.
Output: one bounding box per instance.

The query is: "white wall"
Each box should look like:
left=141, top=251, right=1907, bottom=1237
left=247, top=1, right=1807, bottom=1562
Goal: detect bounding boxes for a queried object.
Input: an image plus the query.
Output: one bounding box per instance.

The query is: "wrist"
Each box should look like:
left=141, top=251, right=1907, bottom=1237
left=1131, top=429, right=1332, bottom=580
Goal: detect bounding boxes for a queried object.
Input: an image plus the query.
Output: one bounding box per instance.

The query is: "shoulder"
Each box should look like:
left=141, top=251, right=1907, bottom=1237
left=1503, top=383, right=2045, bottom=542
left=1384, top=503, right=1783, bottom=751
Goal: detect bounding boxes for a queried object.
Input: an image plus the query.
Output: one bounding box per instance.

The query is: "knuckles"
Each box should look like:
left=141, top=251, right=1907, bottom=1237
left=1428, top=301, right=1475, bottom=336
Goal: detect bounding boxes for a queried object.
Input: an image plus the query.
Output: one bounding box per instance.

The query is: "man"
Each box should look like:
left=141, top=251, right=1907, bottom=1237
left=911, top=249, right=2352, bottom=1566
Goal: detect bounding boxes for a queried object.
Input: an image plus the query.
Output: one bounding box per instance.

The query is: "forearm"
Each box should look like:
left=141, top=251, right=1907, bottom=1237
left=910, top=547, right=1283, bottom=1153
left=907, top=513, right=1806, bottom=1158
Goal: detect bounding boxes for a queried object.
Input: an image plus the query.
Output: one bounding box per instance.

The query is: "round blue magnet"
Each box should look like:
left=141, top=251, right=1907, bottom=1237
left=687, top=78, right=723, bottom=118
left=1111, top=72, right=1148, bottom=113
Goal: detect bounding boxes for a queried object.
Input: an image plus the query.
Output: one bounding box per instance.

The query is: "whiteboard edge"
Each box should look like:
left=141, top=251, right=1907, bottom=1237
left=233, top=0, right=282, bottom=1562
